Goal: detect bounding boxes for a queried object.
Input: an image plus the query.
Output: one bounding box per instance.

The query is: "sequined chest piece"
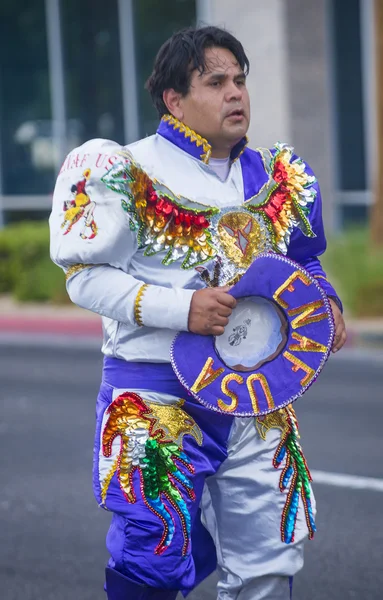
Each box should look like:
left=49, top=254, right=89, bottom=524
left=101, top=143, right=316, bottom=286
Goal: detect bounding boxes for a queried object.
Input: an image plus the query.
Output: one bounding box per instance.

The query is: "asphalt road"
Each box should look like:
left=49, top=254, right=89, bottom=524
left=0, top=345, right=382, bottom=600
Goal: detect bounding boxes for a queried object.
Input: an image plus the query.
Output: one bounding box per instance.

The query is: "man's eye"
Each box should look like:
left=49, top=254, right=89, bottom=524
left=236, top=80, right=246, bottom=87
left=210, top=81, right=221, bottom=87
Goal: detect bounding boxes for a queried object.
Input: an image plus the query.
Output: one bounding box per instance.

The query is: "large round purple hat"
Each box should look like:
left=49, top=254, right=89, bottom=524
left=171, top=253, right=335, bottom=416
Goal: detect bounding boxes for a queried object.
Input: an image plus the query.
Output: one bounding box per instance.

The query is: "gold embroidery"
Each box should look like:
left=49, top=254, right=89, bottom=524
left=65, top=263, right=93, bottom=280
left=283, top=351, right=315, bottom=386
left=162, top=114, right=212, bottom=163
left=273, top=271, right=312, bottom=309
left=256, top=408, right=289, bottom=440
left=134, top=283, right=149, bottom=326
left=191, top=357, right=225, bottom=394
left=217, top=212, right=268, bottom=268
left=101, top=456, right=119, bottom=504
left=288, top=332, right=327, bottom=353
left=246, top=373, right=275, bottom=413
left=217, top=373, right=244, bottom=412
left=288, top=300, right=327, bottom=329
left=147, top=400, right=203, bottom=448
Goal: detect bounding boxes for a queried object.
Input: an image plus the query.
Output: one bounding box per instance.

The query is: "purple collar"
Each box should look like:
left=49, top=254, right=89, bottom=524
left=157, top=114, right=248, bottom=165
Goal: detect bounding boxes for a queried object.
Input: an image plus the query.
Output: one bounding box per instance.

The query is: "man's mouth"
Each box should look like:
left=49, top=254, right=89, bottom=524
left=226, top=109, right=245, bottom=119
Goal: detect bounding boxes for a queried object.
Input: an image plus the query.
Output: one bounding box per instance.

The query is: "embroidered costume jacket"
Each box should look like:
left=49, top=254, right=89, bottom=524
left=50, top=115, right=341, bottom=363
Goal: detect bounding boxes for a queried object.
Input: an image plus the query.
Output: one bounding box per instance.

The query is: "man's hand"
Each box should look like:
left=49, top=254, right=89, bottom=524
left=329, top=298, right=347, bottom=353
left=188, top=286, right=237, bottom=336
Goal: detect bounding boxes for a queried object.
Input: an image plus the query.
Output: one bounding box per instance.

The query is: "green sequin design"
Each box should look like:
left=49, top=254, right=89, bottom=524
left=102, top=157, right=219, bottom=269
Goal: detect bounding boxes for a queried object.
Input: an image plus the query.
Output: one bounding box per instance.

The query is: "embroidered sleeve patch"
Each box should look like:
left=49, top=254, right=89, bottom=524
left=61, top=168, right=98, bottom=239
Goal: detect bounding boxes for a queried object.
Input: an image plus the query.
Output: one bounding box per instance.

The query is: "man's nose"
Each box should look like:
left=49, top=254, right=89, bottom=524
left=225, top=81, right=243, bottom=102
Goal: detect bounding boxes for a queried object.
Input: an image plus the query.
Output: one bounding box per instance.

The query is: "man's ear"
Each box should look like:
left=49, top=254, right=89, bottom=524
left=163, top=89, right=184, bottom=121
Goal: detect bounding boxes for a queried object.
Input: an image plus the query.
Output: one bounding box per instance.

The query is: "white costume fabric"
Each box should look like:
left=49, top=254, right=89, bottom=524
left=49, top=116, right=333, bottom=599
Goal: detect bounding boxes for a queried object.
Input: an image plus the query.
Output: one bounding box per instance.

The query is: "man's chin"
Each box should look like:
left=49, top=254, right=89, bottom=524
left=224, top=125, right=249, bottom=146
left=224, top=119, right=249, bottom=137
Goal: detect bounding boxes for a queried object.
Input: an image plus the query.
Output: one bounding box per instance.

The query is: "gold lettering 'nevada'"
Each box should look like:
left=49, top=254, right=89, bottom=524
left=189, top=269, right=330, bottom=414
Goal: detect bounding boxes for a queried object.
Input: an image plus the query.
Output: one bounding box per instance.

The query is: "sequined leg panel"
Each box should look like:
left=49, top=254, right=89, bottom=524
left=257, top=406, right=316, bottom=544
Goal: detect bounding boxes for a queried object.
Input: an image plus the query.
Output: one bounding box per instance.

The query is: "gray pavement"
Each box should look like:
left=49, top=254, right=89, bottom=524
left=0, top=345, right=382, bottom=600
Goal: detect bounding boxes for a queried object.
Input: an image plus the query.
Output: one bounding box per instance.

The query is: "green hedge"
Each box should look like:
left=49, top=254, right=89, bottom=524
left=321, top=228, right=383, bottom=317
left=0, top=221, right=68, bottom=303
left=1, top=221, right=382, bottom=316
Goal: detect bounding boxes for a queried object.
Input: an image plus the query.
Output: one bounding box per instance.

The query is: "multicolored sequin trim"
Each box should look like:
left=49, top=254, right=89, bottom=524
left=101, top=140, right=318, bottom=282
left=102, top=155, right=219, bottom=269
left=100, top=393, right=203, bottom=556
left=248, top=142, right=317, bottom=254
left=256, top=406, right=316, bottom=543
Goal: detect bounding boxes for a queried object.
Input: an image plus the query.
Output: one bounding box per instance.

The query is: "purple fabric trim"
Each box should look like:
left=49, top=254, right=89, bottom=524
left=239, top=147, right=269, bottom=200
left=230, top=136, right=248, bottom=161
left=156, top=117, right=248, bottom=163
left=289, top=576, right=294, bottom=599
left=102, top=357, right=187, bottom=397
left=171, top=253, right=335, bottom=416
left=299, top=256, right=343, bottom=313
left=157, top=119, right=205, bottom=162
left=105, top=566, right=178, bottom=599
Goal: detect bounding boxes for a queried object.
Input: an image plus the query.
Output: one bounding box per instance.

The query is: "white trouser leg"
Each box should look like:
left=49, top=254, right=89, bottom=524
left=200, top=417, right=315, bottom=600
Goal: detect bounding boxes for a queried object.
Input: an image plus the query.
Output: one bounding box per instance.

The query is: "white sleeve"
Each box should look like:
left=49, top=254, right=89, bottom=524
left=49, top=138, right=194, bottom=331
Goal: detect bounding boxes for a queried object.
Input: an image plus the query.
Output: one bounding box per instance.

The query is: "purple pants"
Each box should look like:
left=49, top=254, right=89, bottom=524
left=94, top=357, right=235, bottom=596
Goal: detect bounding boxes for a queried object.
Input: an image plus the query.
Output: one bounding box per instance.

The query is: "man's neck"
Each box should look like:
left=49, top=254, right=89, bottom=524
left=210, top=148, right=231, bottom=159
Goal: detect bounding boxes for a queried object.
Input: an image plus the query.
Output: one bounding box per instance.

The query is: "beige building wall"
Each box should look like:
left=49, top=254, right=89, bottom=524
left=284, top=0, right=336, bottom=232
left=198, top=0, right=291, bottom=148
left=197, top=0, right=336, bottom=232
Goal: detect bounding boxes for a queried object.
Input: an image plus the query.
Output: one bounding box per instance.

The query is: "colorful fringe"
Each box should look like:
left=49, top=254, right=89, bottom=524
left=273, top=407, right=316, bottom=543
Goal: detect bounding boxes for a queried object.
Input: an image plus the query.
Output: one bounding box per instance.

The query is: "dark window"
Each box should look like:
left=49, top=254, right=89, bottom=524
left=133, top=0, right=196, bottom=137
left=61, top=0, right=124, bottom=145
left=0, top=0, right=53, bottom=195
left=332, top=0, right=366, bottom=190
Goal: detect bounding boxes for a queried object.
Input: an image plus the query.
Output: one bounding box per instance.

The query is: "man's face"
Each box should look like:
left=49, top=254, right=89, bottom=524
left=175, top=47, right=250, bottom=157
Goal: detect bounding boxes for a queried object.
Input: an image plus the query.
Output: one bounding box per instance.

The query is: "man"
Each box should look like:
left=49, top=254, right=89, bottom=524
left=50, top=26, right=346, bottom=600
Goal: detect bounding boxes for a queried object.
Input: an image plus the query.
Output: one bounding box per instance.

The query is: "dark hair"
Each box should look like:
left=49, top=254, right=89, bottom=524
left=146, top=26, right=250, bottom=118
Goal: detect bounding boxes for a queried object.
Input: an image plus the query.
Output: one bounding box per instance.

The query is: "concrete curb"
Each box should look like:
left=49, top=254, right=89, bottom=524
left=0, top=311, right=383, bottom=349
left=0, top=316, right=101, bottom=337
left=1, top=332, right=382, bottom=363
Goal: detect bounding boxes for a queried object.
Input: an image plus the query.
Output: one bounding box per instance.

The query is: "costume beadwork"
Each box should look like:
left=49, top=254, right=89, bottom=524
left=50, top=115, right=342, bottom=595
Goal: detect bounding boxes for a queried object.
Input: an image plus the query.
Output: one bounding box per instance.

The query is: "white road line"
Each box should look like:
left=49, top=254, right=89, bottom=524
left=311, top=470, right=383, bottom=492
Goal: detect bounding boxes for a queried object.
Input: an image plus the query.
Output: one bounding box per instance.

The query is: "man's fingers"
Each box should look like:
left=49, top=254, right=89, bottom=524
left=212, top=325, right=225, bottom=336
left=216, top=293, right=237, bottom=309
left=217, top=306, right=233, bottom=318
left=212, top=316, right=229, bottom=328
left=332, top=326, right=347, bottom=352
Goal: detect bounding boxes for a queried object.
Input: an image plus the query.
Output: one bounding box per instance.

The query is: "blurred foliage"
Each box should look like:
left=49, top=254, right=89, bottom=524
left=322, top=228, right=383, bottom=317
left=0, top=221, right=68, bottom=303
left=1, top=222, right=381, bottom=317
